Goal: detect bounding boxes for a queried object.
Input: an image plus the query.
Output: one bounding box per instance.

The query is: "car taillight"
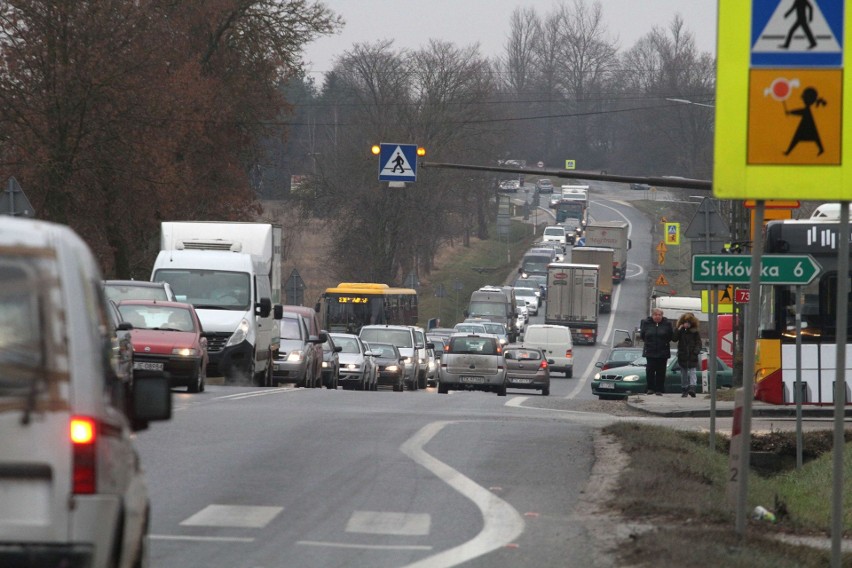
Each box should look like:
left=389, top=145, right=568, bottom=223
left=565, top=349, right=573, bottom=359
left=71, top=417, right=96, bottom=494
left=539, top=360, right=548, bottom=369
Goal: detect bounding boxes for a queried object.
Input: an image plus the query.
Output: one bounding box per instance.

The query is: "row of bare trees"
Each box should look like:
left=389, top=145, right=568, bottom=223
left=0, top=0, right=340, bottom=277
left=273, top=1, right=715, bottom=285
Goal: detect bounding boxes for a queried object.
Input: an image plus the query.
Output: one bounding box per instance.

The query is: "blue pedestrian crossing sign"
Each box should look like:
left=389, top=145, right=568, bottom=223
left=378, top=143, right=418, bottom=182
left=751, top=0, right=844, bottom=68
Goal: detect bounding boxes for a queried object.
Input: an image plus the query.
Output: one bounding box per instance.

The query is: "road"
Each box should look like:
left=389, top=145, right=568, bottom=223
left=135, top=185, right=818, bottom=567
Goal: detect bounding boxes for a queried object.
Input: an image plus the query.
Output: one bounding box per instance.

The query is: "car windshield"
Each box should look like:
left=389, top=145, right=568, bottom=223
left=279, top=317, right=304, bottom=340
left=448, top=337, right=497, bottom=355
left=153, top=268, right=250, bottom=310
left=105, top=283, right=169, bottom=302
left=118, top=305, right=195, bottom=332
left=454, top=324, right=487, bottom=333
left=331, top=336, right=361, bottom=354
left=360, top=328, right=412, bottom=348
left=608, top=349, right=643, bottom=363
left=368, top=343, right=397, bottom=358
left=482, top=323, right=506, bottom=335
left=467, top=302, right=507, bottom=317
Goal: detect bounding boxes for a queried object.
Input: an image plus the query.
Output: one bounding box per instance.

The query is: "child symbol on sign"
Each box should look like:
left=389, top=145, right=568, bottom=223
left=784, top=87, right=827, bottom=156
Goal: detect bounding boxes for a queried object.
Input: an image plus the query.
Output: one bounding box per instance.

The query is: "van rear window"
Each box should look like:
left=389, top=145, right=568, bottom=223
left=0, top=257, right=47, bottom=395
left=360, top=328, right=412, bottom=348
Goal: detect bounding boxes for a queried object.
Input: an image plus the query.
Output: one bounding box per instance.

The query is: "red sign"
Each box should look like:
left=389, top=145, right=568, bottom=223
left=554, top=273, right=567, bottom=279
left=734, top=288, right=750, bottom=304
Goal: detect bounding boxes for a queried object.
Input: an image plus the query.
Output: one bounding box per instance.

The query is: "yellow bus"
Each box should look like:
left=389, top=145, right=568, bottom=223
left=317, top=283, right=418, bottom=334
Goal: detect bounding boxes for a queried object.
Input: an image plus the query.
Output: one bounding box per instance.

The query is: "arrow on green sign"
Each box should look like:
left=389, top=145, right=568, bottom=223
left=691, top=254, right=821, bottom=285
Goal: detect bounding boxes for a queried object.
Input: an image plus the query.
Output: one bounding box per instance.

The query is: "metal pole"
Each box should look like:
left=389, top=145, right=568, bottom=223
left=795, top=285, right=803, bottom=470
left=830, top=202, right=849, bottom=568
left=735, top=200, right=763, bottom=535
left=709, top=284, right=718, bottom=451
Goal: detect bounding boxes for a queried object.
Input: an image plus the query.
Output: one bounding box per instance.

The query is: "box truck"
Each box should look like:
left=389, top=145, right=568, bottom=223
left=570, top=246, right=614, bottom=312
left=151, top=221, right=282, bottom=384
left=544, top=263, right=599, bottom=344
left=583, top=221, right=631, bottom=283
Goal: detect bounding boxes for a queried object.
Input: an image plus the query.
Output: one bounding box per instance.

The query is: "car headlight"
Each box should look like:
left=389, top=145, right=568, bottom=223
left=594, top=372, right=601, bottom=380
left=286, top=350, right=304, bottom=362
left=623, top=375, right=641, bottom=382
left=172, top=347, right=198, bottom=357
left=386, top=365, right=400, bottom=372
left=403, top=357, right=413, bottom=365
left=346, top=363, right=359, bottom=371
left=418, top=357, right=426, bottom=365
left=225, top=318, right=250, bottom=348
left=322, top=361, right=330, bottom=368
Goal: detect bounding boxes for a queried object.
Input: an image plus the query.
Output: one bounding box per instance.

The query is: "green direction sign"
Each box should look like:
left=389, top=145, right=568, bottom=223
left=692, top=254, right=821, bottom=285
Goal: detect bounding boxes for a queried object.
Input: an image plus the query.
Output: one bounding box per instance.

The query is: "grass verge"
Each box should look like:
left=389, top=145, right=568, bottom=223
left=604, top=422, right=852, bottom=567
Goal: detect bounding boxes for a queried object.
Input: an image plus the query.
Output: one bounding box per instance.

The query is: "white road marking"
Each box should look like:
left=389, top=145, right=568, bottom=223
left=399, top=421, right=525, bottom=568
left=504, top=396, right=528, bottom=407
left=180, top=505, right=283, bottom=528
left=298, top=541, right=433, bottom=551
left=345, top=511, right=431, bottom=536
left=214, top=388, right=301, bottom=401
left=150, top=534, right=255, bottom=543
left=564, top=348, right=602, bottom=400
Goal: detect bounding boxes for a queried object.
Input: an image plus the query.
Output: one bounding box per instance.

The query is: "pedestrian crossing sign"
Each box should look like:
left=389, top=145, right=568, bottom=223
left=378, top=143, right=418, bottom=182
left=714, top=0, right=852, bottom=200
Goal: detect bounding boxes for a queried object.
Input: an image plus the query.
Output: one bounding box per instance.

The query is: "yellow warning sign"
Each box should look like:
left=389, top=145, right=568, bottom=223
left=748, top=69, right=842, bottom=165
left=664, top=222, right=680, bottom=245
left=655, top=274, right=669, bottom=287
left=701, top=286, right=735, bottom=314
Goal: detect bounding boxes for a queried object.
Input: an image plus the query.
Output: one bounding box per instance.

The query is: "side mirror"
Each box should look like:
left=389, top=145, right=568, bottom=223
left=256, top=297, right=272, bottom=318
left=426, top=342, right=435, bottom=350
left=273, top=304, right=283, bottom=319
left=334, top=346, right=342, bottom=353
left=318, top=331, right=328, bottom=343
left=463, top=310, right=469, bottom=317
left=118, top=321, right=133, bottom=331
left=131, top=376, right=172, bottom=431
left=595, top=361, right=604, bottom=369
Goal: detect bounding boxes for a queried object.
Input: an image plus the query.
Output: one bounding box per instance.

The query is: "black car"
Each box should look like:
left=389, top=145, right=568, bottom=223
left=366, top=343, right=405, bottom=392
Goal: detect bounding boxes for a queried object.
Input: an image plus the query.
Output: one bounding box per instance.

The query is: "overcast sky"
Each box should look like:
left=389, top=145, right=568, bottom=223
left=302, top=0, right=718, bottom=78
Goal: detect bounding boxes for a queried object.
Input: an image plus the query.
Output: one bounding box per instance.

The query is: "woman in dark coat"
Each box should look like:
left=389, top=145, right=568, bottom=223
left=639, top=307, right=673, bottom=395
left=672, top=312, right=703, bottom=397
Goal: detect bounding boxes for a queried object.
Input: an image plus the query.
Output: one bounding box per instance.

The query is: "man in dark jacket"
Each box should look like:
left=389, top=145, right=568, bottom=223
left=640, top=307, right=673, bottom=395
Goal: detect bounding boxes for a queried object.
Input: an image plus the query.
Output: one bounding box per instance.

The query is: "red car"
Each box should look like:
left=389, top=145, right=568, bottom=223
left=117, top=300, right=208, bottom=393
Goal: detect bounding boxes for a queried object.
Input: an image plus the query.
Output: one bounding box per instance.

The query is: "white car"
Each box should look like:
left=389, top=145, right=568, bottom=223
left=513, top=286, right=540, bottom=314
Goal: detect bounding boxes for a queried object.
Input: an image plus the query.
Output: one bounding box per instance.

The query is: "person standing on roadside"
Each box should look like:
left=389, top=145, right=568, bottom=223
left=672, top=312, right=702, bottom=398
left=640, top=307, right=673, bottom=395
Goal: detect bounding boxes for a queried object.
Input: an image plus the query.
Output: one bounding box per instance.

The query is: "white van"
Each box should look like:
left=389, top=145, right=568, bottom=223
left=810, top=203, right=840, bottom=219
left=0, top=218, right=171, bottom=567
left=522, top=324, right=574, bottom=377
left=542, top=225, right=567, bottom=246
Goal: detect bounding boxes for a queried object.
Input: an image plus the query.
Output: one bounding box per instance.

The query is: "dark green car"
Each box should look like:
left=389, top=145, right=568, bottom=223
left=590, top=351, right=733, bottom=399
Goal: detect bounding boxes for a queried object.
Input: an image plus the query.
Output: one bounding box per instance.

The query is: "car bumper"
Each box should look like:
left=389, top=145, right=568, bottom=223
left=506, top=374, right=549, bottom=389
left=133, top=354, right=203, bottom=387
left=207, top=339, right=254, bottom=380
left=591, top=380, right=645, bottom=397
left=272, top=358, right=308, bottom=383
left=377, top=370, right=403, bottom=387
left=439, top=370, right=506, bottom=388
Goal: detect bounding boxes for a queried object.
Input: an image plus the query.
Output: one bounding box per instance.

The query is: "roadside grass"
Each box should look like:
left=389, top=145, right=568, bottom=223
left=417, top=220, right=537, bottom=327
left=604, top=422, right=852, bottom=566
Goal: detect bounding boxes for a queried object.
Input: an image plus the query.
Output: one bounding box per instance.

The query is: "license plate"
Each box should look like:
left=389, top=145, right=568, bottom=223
left=598, top=382, right=615, bottom=390
left=133, top=361, right=164, bottom=372
left=510, top=378, right=533, bottom=384
left=460, top=376, right=485, bottom=384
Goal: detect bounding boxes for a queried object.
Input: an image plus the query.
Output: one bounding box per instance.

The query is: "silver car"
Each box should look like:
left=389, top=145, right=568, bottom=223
left=331, top=333, right=377, bottom=391
left=437, top=333, right=507, bottom=396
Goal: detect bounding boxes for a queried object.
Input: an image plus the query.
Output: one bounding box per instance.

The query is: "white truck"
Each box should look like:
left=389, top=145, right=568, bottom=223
left=151, top=221, right=283, bottom=384
left=582, top=220, right=631, bottom=283
left=570, top=246, right=614, bottom=313
left=544, top=263, right=599, bottom=345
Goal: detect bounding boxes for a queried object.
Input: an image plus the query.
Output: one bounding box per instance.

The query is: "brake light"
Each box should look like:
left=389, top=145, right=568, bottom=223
left=71, top=417, right=96, bottom=494
left=565, top=349, right=573, bottom=359
left=539, top=359, right=548, bottom=369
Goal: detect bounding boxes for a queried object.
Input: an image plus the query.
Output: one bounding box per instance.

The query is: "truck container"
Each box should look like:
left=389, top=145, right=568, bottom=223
left=152, top=221, right=283, bottom=384
left=544, top=263, right=599, bottom=345
left=582, top=221, right=631, bottom=283
left=570, top=246, right=614, bottom=312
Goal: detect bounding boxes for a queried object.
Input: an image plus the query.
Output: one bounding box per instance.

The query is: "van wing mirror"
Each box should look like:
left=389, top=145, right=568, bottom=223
left=256, top=297, right=272, bottom=318
left=131, top=376, right=172, bottom=431
left=273, top=304, right=283, bottom=319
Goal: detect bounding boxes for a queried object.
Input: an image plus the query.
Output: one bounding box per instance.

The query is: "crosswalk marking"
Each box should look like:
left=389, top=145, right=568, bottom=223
left=345, top=511, right=431, bottom=536
left=180, top=505, right=283, bottom=528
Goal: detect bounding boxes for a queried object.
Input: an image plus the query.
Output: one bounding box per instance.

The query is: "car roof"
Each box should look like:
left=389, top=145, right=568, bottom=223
left=116, top=299, right=194, bottom=309
left=105, top=280, right=167, bottom=287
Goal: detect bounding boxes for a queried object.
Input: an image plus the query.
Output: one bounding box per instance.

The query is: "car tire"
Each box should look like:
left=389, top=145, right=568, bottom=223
left=566, top=369, right=573, bottom=378
left=438, top=382, right=449, bottom=394
left=358, top=376, right=366, bottom=391
left=188, top=362, right=203, bottom=393
left=393, top=381, right=402, bottom=392
left=418, top=370, right=427, bottom=390
left=541, top=386, right=549, bottom=396
left=497, top=382, right=507, bottom=397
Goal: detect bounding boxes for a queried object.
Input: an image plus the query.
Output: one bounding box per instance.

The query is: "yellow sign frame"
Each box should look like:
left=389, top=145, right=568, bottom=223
left=714, top=1, right=852, bottom=200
